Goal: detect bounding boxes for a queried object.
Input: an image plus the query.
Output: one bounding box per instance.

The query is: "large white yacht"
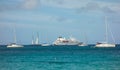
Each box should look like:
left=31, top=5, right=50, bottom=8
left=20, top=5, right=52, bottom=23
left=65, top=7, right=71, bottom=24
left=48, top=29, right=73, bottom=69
left=53, top=36, right=81, bottom=45
left=95, top=16, right=115, bottom=47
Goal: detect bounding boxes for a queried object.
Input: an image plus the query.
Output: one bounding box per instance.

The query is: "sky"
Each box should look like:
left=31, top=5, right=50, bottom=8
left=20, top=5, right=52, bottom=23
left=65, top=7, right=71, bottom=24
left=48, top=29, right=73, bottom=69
left=0, top=0, right=120, bottom=45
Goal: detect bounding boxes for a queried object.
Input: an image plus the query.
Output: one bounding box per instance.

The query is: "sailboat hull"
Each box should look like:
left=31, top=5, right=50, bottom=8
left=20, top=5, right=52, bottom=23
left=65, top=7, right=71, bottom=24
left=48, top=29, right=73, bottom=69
left=96, top=43, right=115, bottom=47
left=7, top=44, right=24, bottom=48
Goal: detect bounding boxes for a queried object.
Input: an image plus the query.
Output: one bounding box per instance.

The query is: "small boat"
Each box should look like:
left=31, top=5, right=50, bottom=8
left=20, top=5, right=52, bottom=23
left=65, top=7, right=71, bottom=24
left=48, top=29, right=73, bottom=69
left=78, top=33, right=88, bottom=46
left=78, top=43, right=88, bottom=46
left=41, top=43, right=50, bottom=46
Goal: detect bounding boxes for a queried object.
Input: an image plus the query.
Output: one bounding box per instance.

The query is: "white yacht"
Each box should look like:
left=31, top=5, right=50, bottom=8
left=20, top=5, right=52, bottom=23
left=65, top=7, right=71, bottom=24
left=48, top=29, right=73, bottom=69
left=95, top=16, right=115, bottom=47
left=53, top=36, right=81, bottom=45
left=7, top=24, right=24, bottom=48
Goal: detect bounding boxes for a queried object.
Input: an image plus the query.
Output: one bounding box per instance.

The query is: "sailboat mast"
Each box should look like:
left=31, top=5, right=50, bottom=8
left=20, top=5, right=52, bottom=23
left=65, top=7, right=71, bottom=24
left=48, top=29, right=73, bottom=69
left=108, top=24, right=116, bottom=43
left=37, top=32, right=39, bottom=44
left=105, top=16, right=108, bottom=43
left=84, top=32, right=87, bottom=44
left=13, top=24, right=17, bottom=43
left=36, top=32, right=39, bottom=44
left=32, top=34, right=34, bottom=44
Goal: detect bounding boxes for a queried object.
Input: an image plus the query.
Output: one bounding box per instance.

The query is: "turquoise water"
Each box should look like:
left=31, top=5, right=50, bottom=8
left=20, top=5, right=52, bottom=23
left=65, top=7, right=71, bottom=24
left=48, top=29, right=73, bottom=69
left=0, top=45, right=120, bottom=70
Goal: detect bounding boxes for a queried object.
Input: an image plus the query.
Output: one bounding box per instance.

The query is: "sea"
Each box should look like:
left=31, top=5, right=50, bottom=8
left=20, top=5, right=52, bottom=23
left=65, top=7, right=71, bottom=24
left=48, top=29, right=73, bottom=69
left=0, top=45, right=120, bottom=70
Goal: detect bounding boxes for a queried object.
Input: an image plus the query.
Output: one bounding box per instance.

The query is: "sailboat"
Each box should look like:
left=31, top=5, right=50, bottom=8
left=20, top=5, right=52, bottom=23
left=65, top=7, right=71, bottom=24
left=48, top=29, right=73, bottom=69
left=95, top=16, right=115, bottom=47
left=78, top=33, right=88, bottom=46
left=7, top=24, right=23, bottom=48
left=31, top=32, right=41, bottom=45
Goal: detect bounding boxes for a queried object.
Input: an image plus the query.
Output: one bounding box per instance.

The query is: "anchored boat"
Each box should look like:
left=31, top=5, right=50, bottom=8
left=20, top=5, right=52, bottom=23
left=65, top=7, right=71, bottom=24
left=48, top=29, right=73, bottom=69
left=95, top=16, right=115, bottom=47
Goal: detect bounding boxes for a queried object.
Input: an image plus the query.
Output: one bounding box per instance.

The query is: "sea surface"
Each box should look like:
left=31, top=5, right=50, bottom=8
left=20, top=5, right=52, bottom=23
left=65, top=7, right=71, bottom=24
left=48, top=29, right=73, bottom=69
left=0, top=45, right=120, bottom=70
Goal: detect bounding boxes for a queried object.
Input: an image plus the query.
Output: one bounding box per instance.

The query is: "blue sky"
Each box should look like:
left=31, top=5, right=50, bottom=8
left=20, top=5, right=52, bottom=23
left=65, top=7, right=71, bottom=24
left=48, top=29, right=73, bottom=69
left=0, top=0, right=120, bottom=44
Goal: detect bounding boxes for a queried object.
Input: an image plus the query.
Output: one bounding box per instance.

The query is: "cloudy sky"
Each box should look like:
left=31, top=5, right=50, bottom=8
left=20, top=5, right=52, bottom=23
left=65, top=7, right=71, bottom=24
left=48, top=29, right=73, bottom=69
left=0, top=0, right=120, bottom=45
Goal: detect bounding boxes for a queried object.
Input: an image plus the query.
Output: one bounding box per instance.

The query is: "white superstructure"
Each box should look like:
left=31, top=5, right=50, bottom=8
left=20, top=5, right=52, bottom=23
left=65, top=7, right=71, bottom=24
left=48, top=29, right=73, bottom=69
left=53, top=37, right=81, bottom=45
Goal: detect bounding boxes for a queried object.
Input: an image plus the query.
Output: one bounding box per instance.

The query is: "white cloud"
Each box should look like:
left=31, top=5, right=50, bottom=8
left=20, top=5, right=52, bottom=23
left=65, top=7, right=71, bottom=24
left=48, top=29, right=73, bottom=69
left=40, top=0, right=90, bottom=9
left=40, top=0, right=120, bottom=14
left=93, top=1, right=120, bottom=14
left=110, top=5, right=120, bottom=13
left=0, top=0, right=40, bottom=11
left=0, top=12, right=75, bottom=24
left=0, top=0, right=120, bottom=14
left=73, top=1, right=120, bottom=14
left=22, top=0, right=40, bottom=9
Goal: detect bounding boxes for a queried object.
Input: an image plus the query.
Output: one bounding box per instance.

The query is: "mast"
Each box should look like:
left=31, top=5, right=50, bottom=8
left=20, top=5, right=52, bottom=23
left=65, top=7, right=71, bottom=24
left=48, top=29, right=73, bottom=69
left=84, top=32, right=87, bottom=45
left=32, top=34, right=34, bottom=44
left=35, top=32, right=39, bottom=44
left=105, top=16, right=108, bottom=43
left=13, top=23, right=17, bottom=43
left=108, top=20, right=116, bottom=43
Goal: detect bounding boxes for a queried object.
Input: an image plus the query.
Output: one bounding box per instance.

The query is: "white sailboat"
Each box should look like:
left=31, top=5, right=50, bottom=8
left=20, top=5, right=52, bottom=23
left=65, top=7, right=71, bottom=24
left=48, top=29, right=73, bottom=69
left=7, top=24, right=23, bottom=48
left=7, top=43, right=23, bottom=48
left=32, top=32, right=41, bottom=45
left=78, top=33, right=88, bottom=46
left=95, top=16, right=115, bottom=47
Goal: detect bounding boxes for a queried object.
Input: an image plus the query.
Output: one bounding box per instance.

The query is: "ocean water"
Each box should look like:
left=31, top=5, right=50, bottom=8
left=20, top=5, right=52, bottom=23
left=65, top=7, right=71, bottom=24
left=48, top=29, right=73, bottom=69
left=0, top=45, right=120, bottom=70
